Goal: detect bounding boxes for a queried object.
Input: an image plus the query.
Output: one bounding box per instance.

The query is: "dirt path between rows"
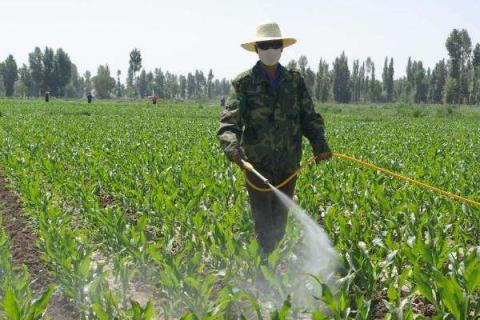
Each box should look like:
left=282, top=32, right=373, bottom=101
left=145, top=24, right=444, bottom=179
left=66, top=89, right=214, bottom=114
left=0, top=169, right=77, bottom=319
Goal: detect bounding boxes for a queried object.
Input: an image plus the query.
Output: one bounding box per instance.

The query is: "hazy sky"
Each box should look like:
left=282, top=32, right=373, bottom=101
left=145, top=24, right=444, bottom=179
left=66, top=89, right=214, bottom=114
left=1, top=0, right=479, bottom=81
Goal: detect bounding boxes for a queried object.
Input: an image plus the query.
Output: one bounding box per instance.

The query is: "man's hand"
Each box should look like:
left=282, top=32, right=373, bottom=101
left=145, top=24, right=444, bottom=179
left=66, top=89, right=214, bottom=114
left=228, top=148, right=245, bottom=169
left=315, top=151, right=332, bottom=163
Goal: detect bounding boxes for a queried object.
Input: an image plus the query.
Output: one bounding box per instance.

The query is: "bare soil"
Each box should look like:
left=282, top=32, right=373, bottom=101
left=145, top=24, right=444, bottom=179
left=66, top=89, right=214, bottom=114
left=0, top=169, right=78, bottom=319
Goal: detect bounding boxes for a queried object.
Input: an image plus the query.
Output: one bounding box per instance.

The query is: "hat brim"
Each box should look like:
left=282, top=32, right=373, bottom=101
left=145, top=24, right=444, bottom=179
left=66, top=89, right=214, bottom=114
left=240, top=37, right=297, bottom=52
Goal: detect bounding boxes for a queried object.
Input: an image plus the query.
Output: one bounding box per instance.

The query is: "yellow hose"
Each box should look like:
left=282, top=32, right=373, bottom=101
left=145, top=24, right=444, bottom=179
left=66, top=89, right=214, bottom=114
left=243, top=152, right=480, bottom=209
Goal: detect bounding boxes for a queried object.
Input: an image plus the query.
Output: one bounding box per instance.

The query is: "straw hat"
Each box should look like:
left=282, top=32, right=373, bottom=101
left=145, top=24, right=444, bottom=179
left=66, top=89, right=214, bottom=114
left=241, top=21, right=297, bottom=52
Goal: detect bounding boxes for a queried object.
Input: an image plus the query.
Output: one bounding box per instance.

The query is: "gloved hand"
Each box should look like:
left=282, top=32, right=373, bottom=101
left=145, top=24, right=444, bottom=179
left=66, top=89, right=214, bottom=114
left=228, top=148, right=245, bottom=169
left=315, top=151, right=333, bottom=163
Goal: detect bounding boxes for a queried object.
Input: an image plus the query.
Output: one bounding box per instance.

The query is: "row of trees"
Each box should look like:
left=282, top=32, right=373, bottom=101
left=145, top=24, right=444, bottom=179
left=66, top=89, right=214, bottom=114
left=1, top=28, right=479, bottom=104
left=0, top=47, right=230, bottom=100
left=287, top=28, right=480, bottom=105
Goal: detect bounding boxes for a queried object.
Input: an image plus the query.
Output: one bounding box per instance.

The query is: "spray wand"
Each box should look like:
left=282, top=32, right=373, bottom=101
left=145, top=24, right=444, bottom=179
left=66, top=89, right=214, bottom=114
left=241, top=160, right=272, bottom=187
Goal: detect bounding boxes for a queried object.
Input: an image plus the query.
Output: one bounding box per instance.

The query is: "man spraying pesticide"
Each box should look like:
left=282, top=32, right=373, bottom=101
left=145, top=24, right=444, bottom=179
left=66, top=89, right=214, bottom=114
left=218, top=22, right=332, bottom=255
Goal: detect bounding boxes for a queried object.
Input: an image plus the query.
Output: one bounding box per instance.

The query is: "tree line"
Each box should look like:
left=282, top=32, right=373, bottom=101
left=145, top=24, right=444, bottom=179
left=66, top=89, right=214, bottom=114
left=0, top=47, right=230, bottom=100
left=1, top=28, right=479, bottom=104
left=287, top=28, right=480, bottom=105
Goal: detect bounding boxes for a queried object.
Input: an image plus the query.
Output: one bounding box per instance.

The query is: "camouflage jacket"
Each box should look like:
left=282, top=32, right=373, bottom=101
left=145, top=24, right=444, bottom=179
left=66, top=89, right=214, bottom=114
left=218, top=61, right=330, bottom=173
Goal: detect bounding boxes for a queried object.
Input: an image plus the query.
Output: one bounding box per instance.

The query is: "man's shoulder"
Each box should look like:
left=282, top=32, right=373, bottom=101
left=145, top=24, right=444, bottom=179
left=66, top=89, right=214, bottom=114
left=283, top=66, right=303, bottom=83
left=231, top=68, right=255, bottom=88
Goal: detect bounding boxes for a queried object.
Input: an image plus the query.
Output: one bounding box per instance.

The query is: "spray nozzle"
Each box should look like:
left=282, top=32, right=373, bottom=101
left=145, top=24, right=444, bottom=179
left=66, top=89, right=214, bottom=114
left=241, top=160, right=270, bottom=186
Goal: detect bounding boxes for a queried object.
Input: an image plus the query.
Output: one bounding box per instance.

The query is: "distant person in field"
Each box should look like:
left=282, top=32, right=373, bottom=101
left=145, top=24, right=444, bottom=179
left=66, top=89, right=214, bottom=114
left=44, top=91, right=50, bottom=102
left=87, top=92, right=93, bottom=103
left=149, top=95, right=158, bottom=105
left=218, top=21, right=332, bottom=253
left=220, top=96, right=226, bottom=108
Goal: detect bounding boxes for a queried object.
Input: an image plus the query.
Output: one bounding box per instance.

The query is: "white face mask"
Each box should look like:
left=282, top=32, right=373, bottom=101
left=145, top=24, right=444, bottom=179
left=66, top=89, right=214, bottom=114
left=258, top=48, right=282, bottom=66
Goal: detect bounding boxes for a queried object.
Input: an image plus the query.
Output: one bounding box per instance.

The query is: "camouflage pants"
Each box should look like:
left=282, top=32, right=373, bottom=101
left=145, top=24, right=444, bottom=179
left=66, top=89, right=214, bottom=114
left=246, top=169, right=296, bottom=253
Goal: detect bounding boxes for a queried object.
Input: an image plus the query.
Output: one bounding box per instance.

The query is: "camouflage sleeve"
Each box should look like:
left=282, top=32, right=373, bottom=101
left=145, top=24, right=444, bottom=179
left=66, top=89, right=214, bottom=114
left=299, top=77, right=331, bottom=155
left=217, top=81, right=245, bottom=161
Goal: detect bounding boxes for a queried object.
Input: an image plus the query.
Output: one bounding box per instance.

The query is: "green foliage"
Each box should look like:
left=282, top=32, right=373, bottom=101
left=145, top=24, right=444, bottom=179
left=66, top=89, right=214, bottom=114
left=430, top=59, right=448, bottom=104
left=93, top=65, right=116, bottom=99
left=446, top=29, right=473, bottom=104
left=127, top=48, right=143, bottom=95
left=0, top=100, right=478, bottom=318
left=0, top=55, right=18, bottom=97
left=382, top=57, right=394, bottom=102
left=42, top=47, right=56, bottom=94
left=0, top=220, right=53, bottom=319
left=315, top=59, right=330, bottom=103
left=333, top=52, right=351, bottom=103
left=53, top=48, right=73, bottom=97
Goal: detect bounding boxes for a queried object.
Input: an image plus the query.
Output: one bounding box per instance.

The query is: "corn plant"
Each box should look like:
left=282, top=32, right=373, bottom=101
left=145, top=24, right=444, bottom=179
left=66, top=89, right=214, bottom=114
left=0, top=100, right=478, bottom=318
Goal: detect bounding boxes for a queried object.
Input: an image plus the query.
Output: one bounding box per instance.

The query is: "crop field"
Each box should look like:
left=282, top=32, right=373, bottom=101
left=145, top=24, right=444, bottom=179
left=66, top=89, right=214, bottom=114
left=0, top=99, right=479, bottom=319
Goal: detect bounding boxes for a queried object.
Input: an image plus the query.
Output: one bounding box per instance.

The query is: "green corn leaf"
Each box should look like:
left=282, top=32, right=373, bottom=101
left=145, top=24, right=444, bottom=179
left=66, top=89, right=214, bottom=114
left=92, top=303, right=110, bottom=320
left=387, top=282, right=399, bottom=301
left=311, top=310, right=329, bottom=320
left=78, top=254, right=91, bottom=278
left=464, top=255, right=480, bottom=293
left=30, top=285, right=54, bottom=318
left=143, top=301, right=155, bottom=320
left=435, top=272, right=465, bottom=319
left=3, top=287, right=21, bottom=320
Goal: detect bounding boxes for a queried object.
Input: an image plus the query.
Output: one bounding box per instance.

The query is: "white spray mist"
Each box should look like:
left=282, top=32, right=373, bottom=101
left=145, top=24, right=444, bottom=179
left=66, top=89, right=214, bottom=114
left=272, top=187, right=339, bottom=289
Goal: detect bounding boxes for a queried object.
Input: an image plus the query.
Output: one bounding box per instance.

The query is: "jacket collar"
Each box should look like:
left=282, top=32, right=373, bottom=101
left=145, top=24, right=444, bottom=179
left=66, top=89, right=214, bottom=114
left=251, top=61, right=288, bottom=87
